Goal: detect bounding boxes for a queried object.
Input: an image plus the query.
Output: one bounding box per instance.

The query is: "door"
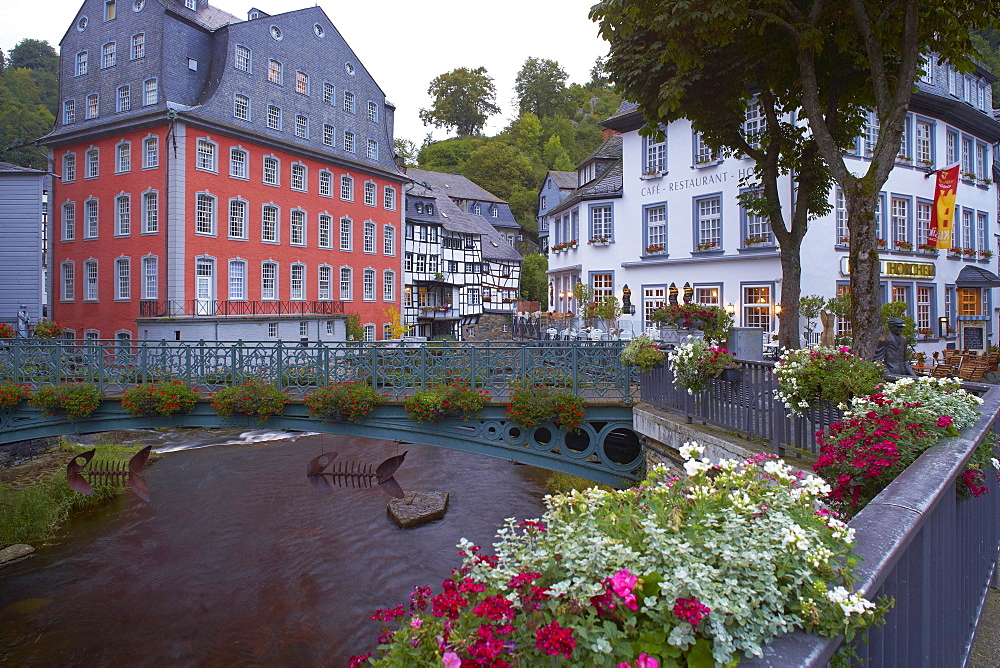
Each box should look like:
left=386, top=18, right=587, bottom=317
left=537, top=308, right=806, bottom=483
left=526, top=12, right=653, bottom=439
left=195, top=260, right=215, bottom=315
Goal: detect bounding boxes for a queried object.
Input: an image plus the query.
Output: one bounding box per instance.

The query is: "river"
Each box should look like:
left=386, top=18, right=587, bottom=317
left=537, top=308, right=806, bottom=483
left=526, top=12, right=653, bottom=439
left=0, top=429, right=553, bottom=665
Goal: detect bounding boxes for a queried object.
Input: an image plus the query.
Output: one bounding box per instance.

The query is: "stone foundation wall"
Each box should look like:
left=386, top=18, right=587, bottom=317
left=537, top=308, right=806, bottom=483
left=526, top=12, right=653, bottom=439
left=464, top=313, right=513, bottom=341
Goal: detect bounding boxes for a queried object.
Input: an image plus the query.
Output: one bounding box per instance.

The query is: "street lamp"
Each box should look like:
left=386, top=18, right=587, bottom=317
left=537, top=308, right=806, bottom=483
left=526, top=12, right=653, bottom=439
left=938, top=315, right=949, bottom=338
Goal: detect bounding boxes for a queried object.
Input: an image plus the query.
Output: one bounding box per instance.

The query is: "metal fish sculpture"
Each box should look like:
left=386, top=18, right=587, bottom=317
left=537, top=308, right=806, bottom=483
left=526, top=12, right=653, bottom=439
left=306, top=451, right=407, bottom=499
left=66, top=445, right=153, bottom=502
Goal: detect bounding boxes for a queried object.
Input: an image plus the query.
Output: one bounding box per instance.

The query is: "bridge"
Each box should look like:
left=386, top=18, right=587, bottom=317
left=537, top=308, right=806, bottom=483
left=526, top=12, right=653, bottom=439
left=0, top=339, right=641, bottom=486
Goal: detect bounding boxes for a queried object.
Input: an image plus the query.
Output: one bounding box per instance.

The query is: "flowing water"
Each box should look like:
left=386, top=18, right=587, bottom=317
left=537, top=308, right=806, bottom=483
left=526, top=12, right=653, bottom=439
left=0, top=429, right=553, bottom=665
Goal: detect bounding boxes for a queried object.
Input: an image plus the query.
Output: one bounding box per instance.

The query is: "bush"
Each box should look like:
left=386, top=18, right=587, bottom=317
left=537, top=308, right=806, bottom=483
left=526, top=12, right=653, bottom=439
left=121, top=382, right=199, bottom=417
left=404, top=385, right=490, bottom=422
left=619, top=334, right=666, bottom=372
left=0, top=383, right=30, bottom=410
left=31, top=383, right=102, bottom=419
left=31, top=319, right=65, bottom=339
left=651, top=303, right=733, bottom=344
left=358, top=446, right=886, bottom=666
left=210, top=379, right=288, bottom=421
left=774, top=345, right=884, bottom=415
left=0, top=323, right=14, bottom=339
left=667, top=339, right=736, bottom=393
left=506, top=386, right=586, bottom=431
left=305, top=383, right=384, bottom=422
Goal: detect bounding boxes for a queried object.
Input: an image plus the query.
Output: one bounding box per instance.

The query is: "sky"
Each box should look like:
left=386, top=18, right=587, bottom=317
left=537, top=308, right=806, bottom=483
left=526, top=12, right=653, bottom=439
left=1, top=0, right=610, bottom=145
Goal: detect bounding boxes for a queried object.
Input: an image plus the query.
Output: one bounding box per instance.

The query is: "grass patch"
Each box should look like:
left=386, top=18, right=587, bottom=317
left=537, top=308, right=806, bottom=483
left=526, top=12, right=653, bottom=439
left=546, top=471, right=614, bottom=495
left=0, top=439, right=148, bottom=549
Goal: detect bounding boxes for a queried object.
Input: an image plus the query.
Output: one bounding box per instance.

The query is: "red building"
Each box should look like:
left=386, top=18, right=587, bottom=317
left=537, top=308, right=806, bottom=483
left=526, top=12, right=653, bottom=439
left=44, top=0, right=405, bottom=342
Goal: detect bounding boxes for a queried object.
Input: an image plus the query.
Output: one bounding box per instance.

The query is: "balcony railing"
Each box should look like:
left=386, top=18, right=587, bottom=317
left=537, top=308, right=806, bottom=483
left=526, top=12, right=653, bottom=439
left=139, top=300, right=345, bottom=318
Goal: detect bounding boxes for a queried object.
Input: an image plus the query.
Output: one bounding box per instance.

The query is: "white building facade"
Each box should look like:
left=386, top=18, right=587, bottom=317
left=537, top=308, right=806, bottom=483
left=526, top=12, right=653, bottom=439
left=547, top=60, right=1000, bottom=351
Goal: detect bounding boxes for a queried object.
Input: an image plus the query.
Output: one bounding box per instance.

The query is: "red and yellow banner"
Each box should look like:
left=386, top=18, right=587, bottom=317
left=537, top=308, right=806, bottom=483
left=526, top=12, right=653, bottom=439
left=929, top=165, right=959, bottom=249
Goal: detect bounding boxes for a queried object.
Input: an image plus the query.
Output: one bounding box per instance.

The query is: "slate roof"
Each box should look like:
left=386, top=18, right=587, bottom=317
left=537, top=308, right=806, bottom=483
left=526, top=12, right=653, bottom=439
left=548, top=170, right=577, bottom=190
left=602, top=100, right=645, bottom=133
left=406, top=168, right=507, bottom=204
left=583, top=134, right=623, bottom=162
left=0, top=162, right=45, bottom=174
left=956, top=265, right=1000, bottom=288
left=158, top=0, right=241, bottom=30
left=480, top=226, right=523, bottom=262
left=545, top=136, right=624, bottom=217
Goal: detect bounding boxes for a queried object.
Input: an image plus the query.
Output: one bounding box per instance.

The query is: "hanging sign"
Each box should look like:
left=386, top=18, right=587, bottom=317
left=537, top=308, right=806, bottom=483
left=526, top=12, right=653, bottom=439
left=839, top=257, right=935, bottom=279
left=929, top=165, right=960, bottom=249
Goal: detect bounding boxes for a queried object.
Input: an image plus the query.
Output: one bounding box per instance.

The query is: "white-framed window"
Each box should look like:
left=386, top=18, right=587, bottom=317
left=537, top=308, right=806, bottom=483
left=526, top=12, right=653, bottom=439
left=323, top=82, right=334, bottom=105
left=142, top=191, right=158, bottom=233
left=115, top=194, right=130, bottom=235
left=367, top=139, right=378, bottom=160
left=961, top=209, right=973, bottom=249
left=835, top=190, right=849, bottom=244
left=489, top=204, right=498, bottom=218
left=102, top=41, right=116, bottom=68
left=743, top=197, right=772, bottom=244
left=694, top=132, right=716, bottom=164
left=343, top=131, right=355, bottom=153
left=61, top=261, right=75, bottom=301
left=363, top=324, right=375, bottom=342
left=62, top=201, right=76, bottom=241
left=367, top=100, right=378, bottom=122
left=383, top=270, right=395, bottom=301
left=76, top=51, right=88, bottom=76
left=261, top=262, right=277, bottom=300
left=916, top=285, right=932, bottom=332
left=591, top=205, right=612, bottom=240
left=233, top=93, right=250, bottom=120
left=261, top=205, right=278, bottom=243
left=142, top=256, right=158, bottom=300
left=86, top=148, right=100, bottom=178
left=383, top=323, right=392, bottom=340
left=229, top=147, right=248, bottom=179
left=743, top=100, right=766, bottom=149
left=142, top=136, right=158, bottom=168
left=295, top=114, right=308, bottom=138
left=340, top=175, right=353, bottom=200
left=268, top=322, right=278, bottom=338
left=115, top=257, right=131, bottom=300
left=977, top=212, right=988, bottom=251
left=318, top=265, right=332, bottom=300
left=116, top=141, right=131, bottom=172
left=295, top=71, right=309, bottom=95
left=266, top=105, right=281, bottom=130
left=364, top=181, right=376, bottom=206
left=84, top=259, right=99, bottom=300
left=340, top=217, right=352, bottom=250
left=976, top=143, right=987, bottom=179
left=290, top=264, right=305, bottom=300
left=131, top=32, right=144, bottom=59
left=228, top=259, right=246, bottom=300
left=364, top=220, right=375, bottom=253
left=742, top=285, right=772, bottom=329
left=863, top=109, right=879, bottom=155
left=196, top=139, right=216, bottom=172
left=142, top=78, right=157, bottom=106
left=85, top=198, right=99, bottom=238
left=234, top=45, right=251, bottom=72
left=383, top=225, right=395, bottom=255
left=263, top=156, right=279, bottom=185
left=891, top=197, right=909, bottom=245
left=116, top=85, right=131, bottom=113
left=915, top=120, right=932, bottom=165
left=185, top=0, right=196, bottom=8
left=644, top=135, right=665, bottom=173
left=291, top=163, right=306, bottom=191
left=916, top=200, right=931, bottom=247
left=86, top=93, right=99, bottom=119
left=696, top=196, right=721, bottom=249
left=363, top=268, right=375, bottom=301
left=319, top=170, right=332, bottom=197
left=343, top=91, right=355, bottom=113
left=318, top=213, right=332, bottom=248
left=694, top=285, right=720, bottom=306
left=290, top=209, right=305, bottom=246
left=384, top=186, right=396, bottom=210
left=946, top=130, right=958, bottom=164
left=63, top=153, right=76, bottom=182
left=229, top=198, right=247, bottom=239
left=64, top=99, right=76, bottom=125
left=268, top=59, right=282, bottom=85
left=195, top=193, right=216, bottom=235
left=322, top=123, right=334, bottom=146
left=961, top=137, right=974, bottom=177
left=340, top=267, right=352, bottom=300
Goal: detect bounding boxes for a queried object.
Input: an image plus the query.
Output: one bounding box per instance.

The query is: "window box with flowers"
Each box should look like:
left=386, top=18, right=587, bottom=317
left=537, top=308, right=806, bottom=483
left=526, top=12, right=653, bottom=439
left=836, top=236, right=850, bottom=248
left=918, top=327, right=934, bottom=339
left=979, top=250, right=993, bottom=260
left=695, top=241, right=719, bottom=252
left=210, top=379, right=288, bottom=422
left=980, top=178, right=993, bottom=187
left=963, top=171, right=978, bottom=182
left=0, top=382, right=30, bottom=411
left=651, top=303, right=733, bottom=344
left=916, top=243, right=939, bottom=255
left=551, top=241, right=578, bottom=253
left=619, top=334, right=666, bottom=372
left=742, top=235, right=771, bottom=247
left=587, top=237, right=611, bottom=246
left=644, top=244, right=665, bottom=255
left=404, top=384, right=490, bottom=422
left=505, top=386, right=586, bottom=431
left=962, top=248, right=978, bottom=258
left=875, top=238, right=887, bottom=249
left=948, top=246, right=964, bottom=257
left=305, top=382, right=384, bottom=422
left=0, top=323, right=14, bottom=339
left=31, top=382, right=103, bottom=419
left=31, top=319, right=65, bottom=339
left=893, top=240, right=913, bottom=252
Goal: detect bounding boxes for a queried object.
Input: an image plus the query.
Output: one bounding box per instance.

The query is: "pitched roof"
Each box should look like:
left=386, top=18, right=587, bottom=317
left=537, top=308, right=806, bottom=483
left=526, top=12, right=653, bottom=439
left=546, top=159, right=623, bottom=217
left=548, top=170, right=577, bottom=190
left=158, top=0, right=241, bottom=30
left=0, top=161, right=45, bottom=174
left=406, top=168, right=506, bottom=204
left=480, top=227, right=523, bottom=262
left=583, top=134, right=623, bottom=162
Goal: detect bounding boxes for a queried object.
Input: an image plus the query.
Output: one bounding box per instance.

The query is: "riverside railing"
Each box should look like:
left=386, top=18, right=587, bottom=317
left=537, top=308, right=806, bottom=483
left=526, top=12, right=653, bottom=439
left=746, top=384, right=1000, bottom=666
left=0, top=339, right=631, bottom=401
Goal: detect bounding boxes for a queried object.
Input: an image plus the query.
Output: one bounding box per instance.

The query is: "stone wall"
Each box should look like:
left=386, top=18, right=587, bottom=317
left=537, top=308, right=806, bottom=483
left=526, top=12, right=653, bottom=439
left=464, top=313, right=513, bottom=341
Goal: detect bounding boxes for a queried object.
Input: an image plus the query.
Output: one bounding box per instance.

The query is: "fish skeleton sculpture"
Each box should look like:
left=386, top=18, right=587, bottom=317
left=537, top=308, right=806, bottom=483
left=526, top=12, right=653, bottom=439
left=306, top=451, right=407, bottom=499
left=66, top=445, right=153, bottom=502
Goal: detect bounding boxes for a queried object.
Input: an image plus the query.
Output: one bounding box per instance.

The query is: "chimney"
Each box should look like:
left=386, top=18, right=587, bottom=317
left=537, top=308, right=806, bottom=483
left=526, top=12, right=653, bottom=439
left=602, top=128, right=621, bottom=141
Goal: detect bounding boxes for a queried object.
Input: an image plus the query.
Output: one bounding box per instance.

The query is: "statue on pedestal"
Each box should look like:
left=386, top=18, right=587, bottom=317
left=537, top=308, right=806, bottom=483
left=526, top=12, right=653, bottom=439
left=874, top=317, right=915, bottom=376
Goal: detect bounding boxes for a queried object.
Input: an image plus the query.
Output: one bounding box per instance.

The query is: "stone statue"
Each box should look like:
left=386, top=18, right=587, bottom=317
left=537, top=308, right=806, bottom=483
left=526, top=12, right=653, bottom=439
left=874, top=317, right=915, bottom=376
left=16, top=306, right=29, bottom=338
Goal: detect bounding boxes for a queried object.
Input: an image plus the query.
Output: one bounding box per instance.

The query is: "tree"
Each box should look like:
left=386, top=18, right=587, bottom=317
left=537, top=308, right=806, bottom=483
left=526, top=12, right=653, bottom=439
left=519, top=253, right=549, bottom=310
left=417, top=136, right=488, bottom=173
left=393, top=138, right=418, bottom=167
left=0, top=69, right=55, bottom=170
left=419, top=67, right=500, bottom=137
left=592, top=0, right=844, bottom=351
left=514, top=57, right=570, bottom=118
left=8, top=39, right=58, bottom=76
left=460, top=142, right=537, bottom=202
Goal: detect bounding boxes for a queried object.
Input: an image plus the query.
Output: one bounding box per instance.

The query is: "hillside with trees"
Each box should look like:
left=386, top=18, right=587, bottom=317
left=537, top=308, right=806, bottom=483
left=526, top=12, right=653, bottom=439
left=0, top=39, right=58, bottom=170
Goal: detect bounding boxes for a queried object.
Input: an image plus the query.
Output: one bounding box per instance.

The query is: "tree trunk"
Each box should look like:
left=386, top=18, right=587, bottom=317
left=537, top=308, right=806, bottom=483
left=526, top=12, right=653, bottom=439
left=845, top=184, right=881, bottom=359
left=778, top=242, right=803, bottom=351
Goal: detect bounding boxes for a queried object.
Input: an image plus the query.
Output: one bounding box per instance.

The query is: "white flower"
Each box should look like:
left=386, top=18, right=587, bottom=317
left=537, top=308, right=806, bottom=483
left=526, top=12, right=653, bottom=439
left=827, top=586, right=875, bottom=617
left=679, top=441, right=705, bottom=461
left=684, top=458, right=713, bottom=477
left=780, top=525, right=810, bottom=551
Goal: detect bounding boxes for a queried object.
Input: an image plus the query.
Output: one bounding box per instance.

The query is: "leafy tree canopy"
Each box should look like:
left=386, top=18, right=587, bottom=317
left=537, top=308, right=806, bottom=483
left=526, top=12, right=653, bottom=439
left=0, top=68, right=54, bottom=170
left=419, top=67, right=501, bottom=137
left=8, top=39, right=58, bottom=76
left=514, top=56, right=570, bottom=118
left=519, top=253, right=549, bottom=309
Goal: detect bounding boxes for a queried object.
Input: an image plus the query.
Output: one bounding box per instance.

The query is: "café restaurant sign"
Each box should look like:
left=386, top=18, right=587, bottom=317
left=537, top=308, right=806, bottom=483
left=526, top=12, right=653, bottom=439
left=839, top=257, right=936, bottom=279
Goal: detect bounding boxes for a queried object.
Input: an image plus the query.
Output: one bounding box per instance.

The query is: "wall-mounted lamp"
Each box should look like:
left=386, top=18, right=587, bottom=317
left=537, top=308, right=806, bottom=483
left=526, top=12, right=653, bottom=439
left=774, top=304, right=783, bottom=315
left=724, top=303, right=736, bottom=315
left=558, top=291, right=565, bottom=299
left=938, top=315, right=949, bottom=338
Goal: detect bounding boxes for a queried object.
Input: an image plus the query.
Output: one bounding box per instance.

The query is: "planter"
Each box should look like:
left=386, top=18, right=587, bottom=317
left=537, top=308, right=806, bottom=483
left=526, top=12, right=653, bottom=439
left=589, top=241, right=611, bottom=247
left=719, top=366, right=742, bottom=383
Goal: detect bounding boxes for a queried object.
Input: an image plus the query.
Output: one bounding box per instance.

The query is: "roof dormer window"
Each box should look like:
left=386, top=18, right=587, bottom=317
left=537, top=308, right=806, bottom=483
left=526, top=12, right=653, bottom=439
left=185, top=0, right=197, bottom=10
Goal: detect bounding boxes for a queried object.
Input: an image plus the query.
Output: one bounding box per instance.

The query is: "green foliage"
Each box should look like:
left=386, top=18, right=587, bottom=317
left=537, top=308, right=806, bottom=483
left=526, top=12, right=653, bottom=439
left=417, top=135, right=488, bottom=173
left=31, top=383, right=102, bottom=419
left=404, top=385, right=490, bottom=422
left=120, top=382, right=199, bottom=417
left=505, top=386, right=586, bottom=431
left=0, top=382, right=30, bottom=410
left=345, top=314, right=364, bottom=342
left=880, top=301, right=916, bottom=340
left=0, top=68, right=55, bottom=170
left=518, top=253, right=549, bottom=309
left=667, top=339, right=737, bottom=393
left=799, top=295, right=827, bottom=339
left=30, top=319, right=64, bottom=339
left=392, top=137, right=418, bottom=167
left=774, top=346, right=884, bottom=415
left=210, top=379, right=288, bottom=421
left=8, top=39, right=58, bottom=75
left=460, top=141, right=537, bottom=201
left=620, top=335, right=666, bottom=372
left=419, top=67, right=501, bottom=137
left=305, top=382, right=384, bottom=422
left=515, top=56, right=570, bottom=118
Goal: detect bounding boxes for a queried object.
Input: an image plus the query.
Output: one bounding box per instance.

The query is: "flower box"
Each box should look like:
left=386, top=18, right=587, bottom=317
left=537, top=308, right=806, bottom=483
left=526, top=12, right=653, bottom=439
left=719, top=366, right=742, bottom=383
left=695, top=241, right=718, bottom=252
left=644, top=244, right=665, bottom=255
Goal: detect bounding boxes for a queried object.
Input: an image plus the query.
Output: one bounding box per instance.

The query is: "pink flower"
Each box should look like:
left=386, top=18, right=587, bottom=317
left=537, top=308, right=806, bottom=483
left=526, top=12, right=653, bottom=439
left=411, top=617, right=423, bottom=629
left=636, top=655, right=659, bottom=668
left=442, top=651, right=461, bottom=668
left=673, top=596, right=711, bottom=625
left=608, top=569, right=639, bottom=610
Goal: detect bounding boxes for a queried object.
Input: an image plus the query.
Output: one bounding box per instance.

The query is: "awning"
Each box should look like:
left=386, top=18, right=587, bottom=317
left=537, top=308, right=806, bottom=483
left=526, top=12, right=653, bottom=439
left=955, top=265, right=1000, bottom=288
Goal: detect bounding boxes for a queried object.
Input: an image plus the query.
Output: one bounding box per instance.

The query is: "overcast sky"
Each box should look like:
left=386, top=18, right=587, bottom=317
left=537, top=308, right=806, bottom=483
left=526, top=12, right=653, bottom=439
left=2, top=0, right=610, bottom=145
